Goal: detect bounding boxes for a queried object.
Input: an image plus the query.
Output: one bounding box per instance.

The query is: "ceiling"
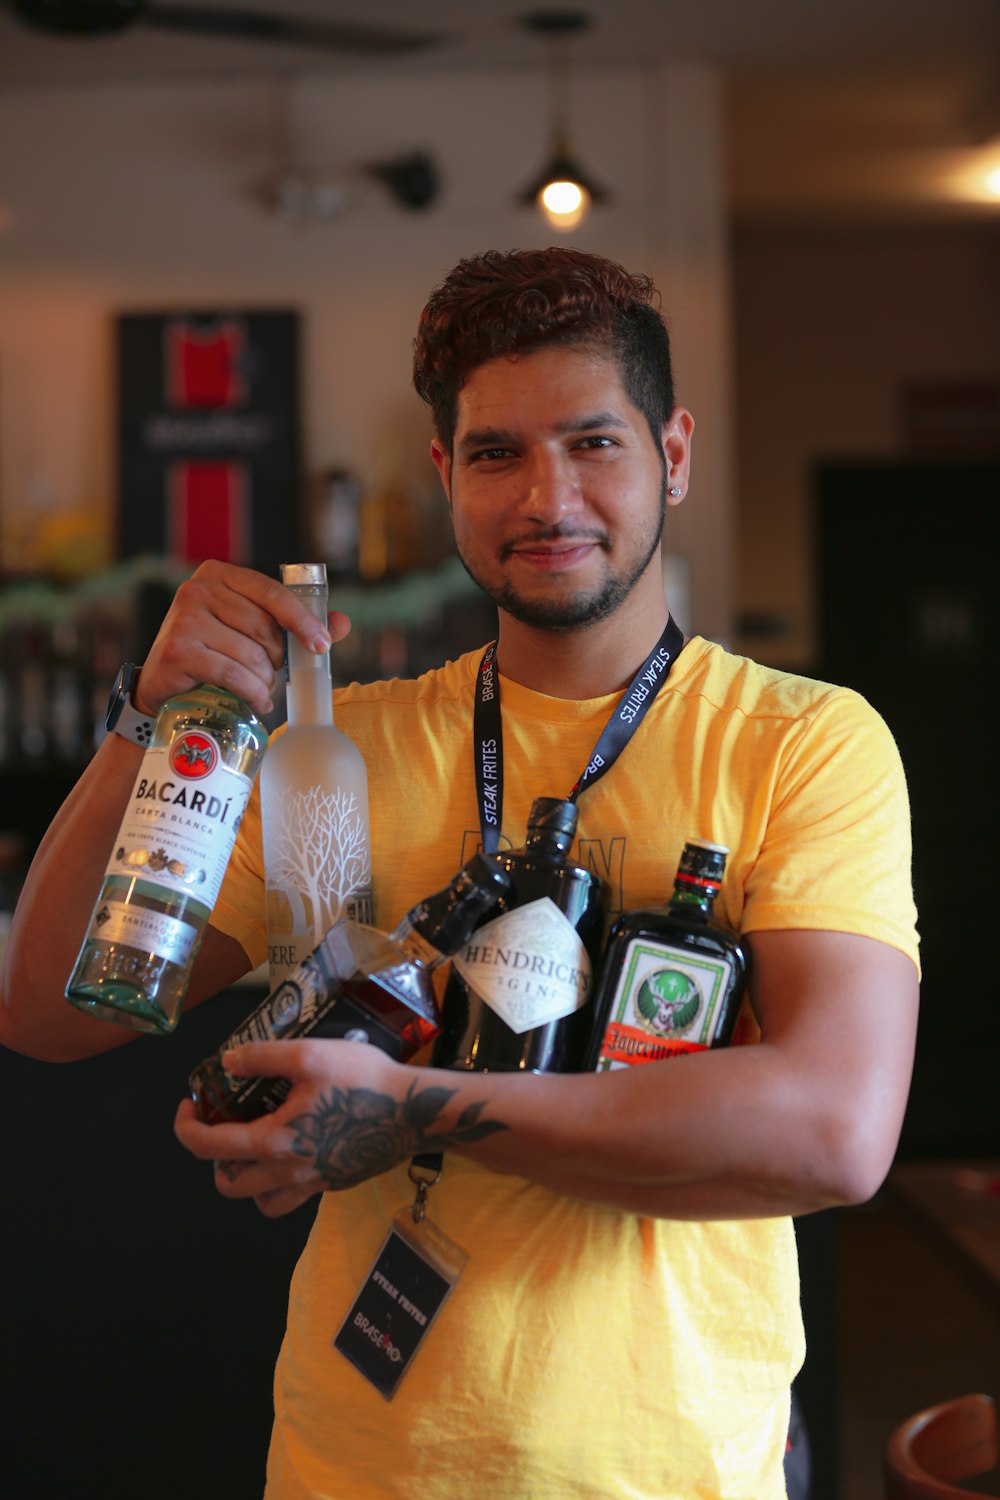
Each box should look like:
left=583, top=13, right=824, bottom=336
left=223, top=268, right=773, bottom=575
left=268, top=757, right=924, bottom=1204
left=1, top=0, right=999, bottom=221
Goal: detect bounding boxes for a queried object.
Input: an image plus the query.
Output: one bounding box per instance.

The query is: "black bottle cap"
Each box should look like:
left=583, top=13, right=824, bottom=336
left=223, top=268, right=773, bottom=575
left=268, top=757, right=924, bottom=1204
left=678, top=838, right=729, bottom=886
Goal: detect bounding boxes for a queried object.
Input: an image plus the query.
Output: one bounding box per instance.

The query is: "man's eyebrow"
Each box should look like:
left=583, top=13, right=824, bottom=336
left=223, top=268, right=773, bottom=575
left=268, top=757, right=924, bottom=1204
left=457, top=411, right=630, bottom=453
left=554, top=410, right=630, bottom=435
left=457, top=427, right=517, bottom=453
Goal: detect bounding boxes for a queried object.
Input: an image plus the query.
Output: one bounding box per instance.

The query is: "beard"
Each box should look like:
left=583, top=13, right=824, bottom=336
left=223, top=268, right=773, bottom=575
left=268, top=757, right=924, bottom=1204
left=456, top=482, right=667, bottom=632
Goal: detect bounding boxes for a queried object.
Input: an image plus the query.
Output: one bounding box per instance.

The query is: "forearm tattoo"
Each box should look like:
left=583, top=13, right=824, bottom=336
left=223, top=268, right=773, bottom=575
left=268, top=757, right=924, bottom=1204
left=287, top=1080, right=509, bottom=1190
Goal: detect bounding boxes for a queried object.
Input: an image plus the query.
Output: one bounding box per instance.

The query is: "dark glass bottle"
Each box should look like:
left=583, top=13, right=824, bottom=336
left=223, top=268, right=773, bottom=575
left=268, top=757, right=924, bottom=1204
left=189, top=852, right=511, bottom=1122
left=432, top=797, right=609, bottom=1074
left=585, top=838, right=749, bottom=1072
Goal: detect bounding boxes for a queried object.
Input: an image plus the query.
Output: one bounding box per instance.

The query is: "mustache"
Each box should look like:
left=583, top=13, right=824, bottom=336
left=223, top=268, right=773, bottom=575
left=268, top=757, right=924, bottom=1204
left=499, top=523, right=611, bottom=560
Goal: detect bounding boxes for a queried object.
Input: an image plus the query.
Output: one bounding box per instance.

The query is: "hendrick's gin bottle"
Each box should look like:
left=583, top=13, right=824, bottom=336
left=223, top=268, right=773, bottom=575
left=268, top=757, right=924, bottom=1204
left=432, top=797, right=609, bottom=1074
left=586, top=838, right=749, bottom=1071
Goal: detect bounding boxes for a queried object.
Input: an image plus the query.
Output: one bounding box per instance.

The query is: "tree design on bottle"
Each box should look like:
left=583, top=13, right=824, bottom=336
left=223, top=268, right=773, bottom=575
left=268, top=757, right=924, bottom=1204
left=267, top=784, right=372, bottom=947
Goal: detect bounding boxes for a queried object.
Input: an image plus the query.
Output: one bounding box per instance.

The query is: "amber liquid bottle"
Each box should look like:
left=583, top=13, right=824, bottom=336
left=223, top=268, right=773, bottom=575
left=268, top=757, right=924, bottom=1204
left=585, top=838, right=749, bottom=1071
left=190, top=852, right=511, bottom=1122
left=432, top=797, right=609, bottom=1074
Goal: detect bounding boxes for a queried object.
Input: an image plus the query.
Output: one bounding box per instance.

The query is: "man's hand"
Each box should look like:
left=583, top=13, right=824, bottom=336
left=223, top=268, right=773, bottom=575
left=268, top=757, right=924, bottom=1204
left=135, top=559, right=353, bottom=719
left=174, top=1040, right=510, bottom=1218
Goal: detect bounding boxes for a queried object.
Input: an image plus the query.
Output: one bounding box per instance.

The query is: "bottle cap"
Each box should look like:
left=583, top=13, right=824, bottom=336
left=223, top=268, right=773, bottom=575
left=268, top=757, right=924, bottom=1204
left=280, top=563, right=328, bottom=587
left=678, top=838, right=729, bottom=885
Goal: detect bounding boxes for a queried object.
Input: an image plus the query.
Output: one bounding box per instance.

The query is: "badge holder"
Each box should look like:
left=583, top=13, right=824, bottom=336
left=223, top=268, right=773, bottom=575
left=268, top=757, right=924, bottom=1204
left=333, top=1160, right=467, bottom=1400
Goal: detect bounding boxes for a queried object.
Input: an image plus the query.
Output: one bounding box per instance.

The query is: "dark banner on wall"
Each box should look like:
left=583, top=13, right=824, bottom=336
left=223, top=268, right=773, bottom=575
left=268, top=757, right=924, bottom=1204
left=117, top=310, right=302, bottom=570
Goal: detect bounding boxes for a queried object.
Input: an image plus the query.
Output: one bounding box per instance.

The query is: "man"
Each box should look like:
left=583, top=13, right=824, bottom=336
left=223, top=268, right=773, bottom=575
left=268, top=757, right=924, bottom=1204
left=1, top=249, right=919, bottom=1499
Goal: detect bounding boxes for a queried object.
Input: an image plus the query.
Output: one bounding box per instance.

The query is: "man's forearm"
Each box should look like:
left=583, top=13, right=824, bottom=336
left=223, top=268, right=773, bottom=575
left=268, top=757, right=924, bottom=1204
left=179, top=928, right=918, bottom=1225
left=269, top=1044, right=873, bottom=1222
left=440, top=1050, right=857, bottom=1224
left=416, top=1045, right=873, bottom=1219
left=0, top=734, right=147, bottom=1059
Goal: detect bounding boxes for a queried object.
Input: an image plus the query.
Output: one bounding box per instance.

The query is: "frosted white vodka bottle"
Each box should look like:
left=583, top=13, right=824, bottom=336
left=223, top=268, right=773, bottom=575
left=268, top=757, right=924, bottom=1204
left=261, top=563, right=372, bottom=987
left=66, top=684, right=268, bottom=1034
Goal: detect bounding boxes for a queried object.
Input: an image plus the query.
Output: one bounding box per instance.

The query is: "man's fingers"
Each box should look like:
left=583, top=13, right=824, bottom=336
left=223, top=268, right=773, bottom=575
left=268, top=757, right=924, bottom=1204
left=326, top=609, right=352, bottom=645
left=220, top=1038, right=358, bottom=1084
left=136, top=561, right=351, bottom=717
left=174, top=1097, right=263, bottom=1161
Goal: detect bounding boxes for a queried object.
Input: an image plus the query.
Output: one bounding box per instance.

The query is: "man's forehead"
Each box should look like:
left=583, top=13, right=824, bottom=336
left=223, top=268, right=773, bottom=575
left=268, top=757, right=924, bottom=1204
left=453, top=345, right=631, bottom=427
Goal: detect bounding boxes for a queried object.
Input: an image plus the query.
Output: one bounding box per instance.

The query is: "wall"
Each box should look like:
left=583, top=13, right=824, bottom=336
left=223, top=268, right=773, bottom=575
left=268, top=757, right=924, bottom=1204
left=0, top=62, right=735, bottom=643
left=732, top=219, right=1000, bottom=667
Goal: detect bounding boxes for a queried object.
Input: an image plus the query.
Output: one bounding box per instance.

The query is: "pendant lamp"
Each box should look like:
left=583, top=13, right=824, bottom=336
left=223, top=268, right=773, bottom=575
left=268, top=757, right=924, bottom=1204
left=518, top=10, right=608, bottom=232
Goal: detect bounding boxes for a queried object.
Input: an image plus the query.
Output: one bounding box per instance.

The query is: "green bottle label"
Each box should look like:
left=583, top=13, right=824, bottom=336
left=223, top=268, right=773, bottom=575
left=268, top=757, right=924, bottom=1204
left=596, top=937, right=733, bottom=1070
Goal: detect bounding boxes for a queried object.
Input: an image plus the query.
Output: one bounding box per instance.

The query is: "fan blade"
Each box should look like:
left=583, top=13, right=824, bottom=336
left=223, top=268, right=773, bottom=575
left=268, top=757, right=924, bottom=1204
left=144, top=4, right=441, bottom=54
left=10, top=0, right=145, bottom=35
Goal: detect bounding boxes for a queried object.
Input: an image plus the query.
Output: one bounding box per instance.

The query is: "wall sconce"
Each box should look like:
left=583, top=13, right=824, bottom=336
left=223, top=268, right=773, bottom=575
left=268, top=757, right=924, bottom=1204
left=518, top=9, right=608, bottom=233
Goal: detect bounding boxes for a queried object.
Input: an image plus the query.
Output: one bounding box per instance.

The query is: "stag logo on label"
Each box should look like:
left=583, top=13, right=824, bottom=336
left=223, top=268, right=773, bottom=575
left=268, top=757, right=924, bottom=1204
left=169, top=731, right=219, bottom=780
left=633, top=968, right=702, bottom=1038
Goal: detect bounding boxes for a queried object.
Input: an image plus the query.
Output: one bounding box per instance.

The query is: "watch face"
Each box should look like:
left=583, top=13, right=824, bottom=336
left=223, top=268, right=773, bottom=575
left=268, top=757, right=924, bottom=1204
left=107, top=663, right=136, bottom=729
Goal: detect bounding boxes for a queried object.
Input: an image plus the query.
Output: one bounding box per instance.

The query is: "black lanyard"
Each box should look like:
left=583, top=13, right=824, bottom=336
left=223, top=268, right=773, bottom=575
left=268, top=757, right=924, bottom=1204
left=410, top=615, right=686, bottom=1192
left=472, top=615, right=685, bottom=852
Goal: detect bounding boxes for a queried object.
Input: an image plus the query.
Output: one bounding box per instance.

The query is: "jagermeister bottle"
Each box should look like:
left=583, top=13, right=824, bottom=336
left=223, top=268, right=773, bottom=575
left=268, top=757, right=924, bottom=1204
left=585, top=838, right=748, bottom=1071
left=262, top=562, right=372, bottom=988
left=66, top=686, right=268, bottom=1034
left=189, top=852, right=511, bottom=1123
left=433, top=798, right=609, bottom=1074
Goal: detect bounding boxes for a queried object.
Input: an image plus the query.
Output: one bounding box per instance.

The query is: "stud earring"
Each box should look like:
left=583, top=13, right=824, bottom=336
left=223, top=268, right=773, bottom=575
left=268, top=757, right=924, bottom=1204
left=669, top=486, right=683, bottom=497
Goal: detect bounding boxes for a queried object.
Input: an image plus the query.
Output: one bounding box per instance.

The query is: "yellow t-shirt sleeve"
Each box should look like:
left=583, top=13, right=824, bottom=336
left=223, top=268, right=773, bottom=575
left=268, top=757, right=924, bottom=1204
left=741, top=687, right=919, bottom=971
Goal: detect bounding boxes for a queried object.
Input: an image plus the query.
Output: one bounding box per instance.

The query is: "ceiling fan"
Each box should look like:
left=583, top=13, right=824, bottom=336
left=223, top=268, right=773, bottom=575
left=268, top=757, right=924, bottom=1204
left=7, top=0, right=441, bottom=54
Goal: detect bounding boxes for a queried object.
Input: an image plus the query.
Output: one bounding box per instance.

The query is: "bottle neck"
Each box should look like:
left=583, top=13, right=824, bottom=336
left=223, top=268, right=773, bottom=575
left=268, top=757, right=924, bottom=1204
left=284, top=587, right=334, bottom=729
left=392, top=915, right=449, bottom=972
left=669, top=882, right=716, bottom=919
left=392, top=878, right=502, bottom=966
left=522, top=830, right=571, bottom=865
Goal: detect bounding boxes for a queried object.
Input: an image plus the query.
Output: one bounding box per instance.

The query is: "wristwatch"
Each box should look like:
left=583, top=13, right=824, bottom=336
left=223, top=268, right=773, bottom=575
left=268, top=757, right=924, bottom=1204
left=105, top=662, right=155, bottom=747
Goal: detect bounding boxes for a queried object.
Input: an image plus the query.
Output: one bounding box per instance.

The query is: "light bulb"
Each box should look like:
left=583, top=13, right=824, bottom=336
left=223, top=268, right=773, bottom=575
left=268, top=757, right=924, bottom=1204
left=539, top=178, right=588, bottom=232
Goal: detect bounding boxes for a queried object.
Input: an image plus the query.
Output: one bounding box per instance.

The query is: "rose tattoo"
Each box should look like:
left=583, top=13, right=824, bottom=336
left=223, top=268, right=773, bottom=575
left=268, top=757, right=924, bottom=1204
left=287, top=1080, right=508, bottom=1189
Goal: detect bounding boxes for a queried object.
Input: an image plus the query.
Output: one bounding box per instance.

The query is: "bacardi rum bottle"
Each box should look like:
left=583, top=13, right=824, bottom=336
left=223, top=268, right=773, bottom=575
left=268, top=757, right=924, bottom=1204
left=585, top=838, right=749, bottom=1071
left=432, top=798, right=609, bottom=1074
left=189, top=852, right=512, bottom=1122
left=65, top=685, right=268, bottom=1034
left=262, top=563, right=372, bottom=987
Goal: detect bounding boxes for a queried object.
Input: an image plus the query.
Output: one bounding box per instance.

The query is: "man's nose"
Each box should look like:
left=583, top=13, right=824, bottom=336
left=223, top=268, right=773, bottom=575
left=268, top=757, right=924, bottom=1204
left=517, top=450, right=584, bottom=522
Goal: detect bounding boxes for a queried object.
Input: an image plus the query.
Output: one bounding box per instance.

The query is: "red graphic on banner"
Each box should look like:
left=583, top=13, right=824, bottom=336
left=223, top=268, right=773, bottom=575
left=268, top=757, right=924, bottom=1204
left=166, top=320, right=247, bottom=408
left=168, top=461, right=250, bottom=564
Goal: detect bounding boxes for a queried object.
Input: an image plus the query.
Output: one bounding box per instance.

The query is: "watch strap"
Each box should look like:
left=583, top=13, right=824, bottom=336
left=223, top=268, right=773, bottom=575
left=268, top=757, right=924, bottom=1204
left=112, top=692, right=155, bottom=747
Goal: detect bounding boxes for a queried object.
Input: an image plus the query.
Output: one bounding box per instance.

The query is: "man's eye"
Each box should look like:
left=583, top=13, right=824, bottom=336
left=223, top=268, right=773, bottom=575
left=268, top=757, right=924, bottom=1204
left=473, top=448, right=514, bottom=462
left=577, top=435, right=616, bottom=450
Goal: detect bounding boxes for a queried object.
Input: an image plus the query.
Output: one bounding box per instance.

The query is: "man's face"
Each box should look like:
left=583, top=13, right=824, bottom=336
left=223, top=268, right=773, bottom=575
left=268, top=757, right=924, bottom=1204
left=431, top=345, right=687, bottom=633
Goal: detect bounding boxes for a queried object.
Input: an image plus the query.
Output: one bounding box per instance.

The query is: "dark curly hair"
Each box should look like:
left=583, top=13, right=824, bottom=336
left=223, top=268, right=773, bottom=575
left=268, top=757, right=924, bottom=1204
left=412, top=248, right=675, bottom=453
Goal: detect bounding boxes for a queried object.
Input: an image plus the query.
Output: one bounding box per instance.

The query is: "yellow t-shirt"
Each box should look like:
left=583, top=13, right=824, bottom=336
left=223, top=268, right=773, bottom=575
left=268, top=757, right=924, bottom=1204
left=212, top=636, right=919, bottom=1500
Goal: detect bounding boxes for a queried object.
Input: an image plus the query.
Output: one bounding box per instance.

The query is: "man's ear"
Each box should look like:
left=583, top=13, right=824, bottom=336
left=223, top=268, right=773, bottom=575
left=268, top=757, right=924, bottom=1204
left=430, top=438, right=452, bottom=510
left=662, top=407, right=694, bottom=503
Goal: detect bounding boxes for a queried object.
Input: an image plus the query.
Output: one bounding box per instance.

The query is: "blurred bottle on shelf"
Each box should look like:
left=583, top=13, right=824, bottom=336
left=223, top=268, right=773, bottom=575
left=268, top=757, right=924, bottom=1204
left=358, top=443, right=420, bottom=582
left=313, top=467, right=362, bottom=583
